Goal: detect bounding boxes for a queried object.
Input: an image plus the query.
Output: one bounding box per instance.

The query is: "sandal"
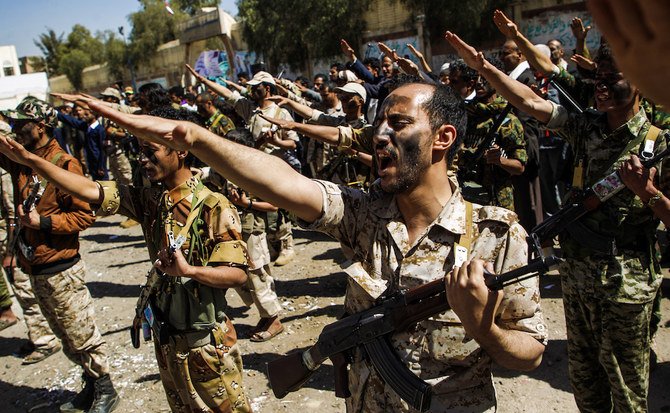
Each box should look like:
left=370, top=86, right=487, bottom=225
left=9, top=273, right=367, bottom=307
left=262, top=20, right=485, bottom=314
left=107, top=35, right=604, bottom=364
left=249, top=317, right=284, bottom=342
left=22, top=342, right=62, bottom=365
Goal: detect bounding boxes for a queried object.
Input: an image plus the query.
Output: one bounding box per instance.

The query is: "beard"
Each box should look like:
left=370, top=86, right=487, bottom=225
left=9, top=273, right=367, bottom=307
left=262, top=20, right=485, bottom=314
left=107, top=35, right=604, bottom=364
left=379, top=137, right=430, bottom=193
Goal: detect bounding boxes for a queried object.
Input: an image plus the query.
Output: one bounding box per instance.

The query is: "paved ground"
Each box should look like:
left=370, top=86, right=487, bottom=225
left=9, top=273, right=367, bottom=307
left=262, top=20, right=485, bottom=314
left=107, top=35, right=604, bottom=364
left=1, top=214, right=670, bottom=412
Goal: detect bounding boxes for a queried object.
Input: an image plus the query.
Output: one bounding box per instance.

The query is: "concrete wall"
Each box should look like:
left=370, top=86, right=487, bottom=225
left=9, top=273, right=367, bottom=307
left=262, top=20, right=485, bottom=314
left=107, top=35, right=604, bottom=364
left=0, top=45, right=21, bottom=78
left=49, top=39, right=211, bottom=94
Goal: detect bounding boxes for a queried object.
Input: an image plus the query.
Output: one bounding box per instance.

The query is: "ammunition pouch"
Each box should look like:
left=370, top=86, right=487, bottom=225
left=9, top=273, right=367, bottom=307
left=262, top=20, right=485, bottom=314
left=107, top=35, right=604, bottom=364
left=563, top=219, right=654, bottom=257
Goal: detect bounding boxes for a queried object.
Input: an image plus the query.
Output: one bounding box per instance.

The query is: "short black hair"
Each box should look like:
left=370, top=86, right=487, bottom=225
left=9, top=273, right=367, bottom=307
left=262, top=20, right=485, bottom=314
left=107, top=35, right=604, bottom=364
left=363, top=57, right=381, bottom=73
left=227, top=128, right=255, bottom=147
left=321, top=81, right=338, bottom=93
left=168, top=86, right=184, bottom=98
left=594, top=41, right=615, bottom=68
left=146, top=106, right=203, bottom=166
left=296, top=76, right=310, bottom=87
left=138, top=83, right=171, bottom=110
left=330, top=62, right=344, bottom=71
left=449, top=59, right=478, bottom=82
left=314, top=73, right=327, bottom=82
left=392, top=77, right=467, bottom=165
left=237, top=71, right=249, bottom=79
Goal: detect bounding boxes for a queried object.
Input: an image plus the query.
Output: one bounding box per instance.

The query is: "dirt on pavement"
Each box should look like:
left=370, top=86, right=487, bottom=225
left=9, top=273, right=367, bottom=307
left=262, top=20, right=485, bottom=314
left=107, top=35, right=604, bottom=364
left=1, top=214, right=670, bottom=412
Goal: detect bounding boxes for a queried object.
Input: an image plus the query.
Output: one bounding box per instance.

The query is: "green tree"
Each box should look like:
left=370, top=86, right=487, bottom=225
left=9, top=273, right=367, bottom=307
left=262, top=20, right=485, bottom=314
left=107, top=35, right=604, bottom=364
left=128, top=0, right=187, bottom=69
left=65, top=24, right=106, bottom=64
left=100, top=30, right=128, bottom=81
left=59, top=49, right=92, bottom=89
left=402, top=0, right=512, bottom=47
left=238, top=0, right=369, bottom=71
left=34, top=29, right=65, bottom=75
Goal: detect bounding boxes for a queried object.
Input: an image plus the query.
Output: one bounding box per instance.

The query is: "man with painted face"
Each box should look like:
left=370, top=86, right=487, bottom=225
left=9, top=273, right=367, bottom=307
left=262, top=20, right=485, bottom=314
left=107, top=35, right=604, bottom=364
left=451, top=59, right=527, bottom=212
left=0, top=106, right=253, bottom=413
left=447, top=29, right=670, bottom=413
left=195, top=92, right=235, bottom=137
left=0, top=97, right=118, bottom=413
left=87, top=79, right=547, bottom=413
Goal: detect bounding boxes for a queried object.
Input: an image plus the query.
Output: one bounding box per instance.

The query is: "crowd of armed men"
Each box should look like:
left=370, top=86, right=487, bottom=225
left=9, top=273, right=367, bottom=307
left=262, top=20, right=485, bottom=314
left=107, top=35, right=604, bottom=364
left=0, top=3, right=669, bottom=412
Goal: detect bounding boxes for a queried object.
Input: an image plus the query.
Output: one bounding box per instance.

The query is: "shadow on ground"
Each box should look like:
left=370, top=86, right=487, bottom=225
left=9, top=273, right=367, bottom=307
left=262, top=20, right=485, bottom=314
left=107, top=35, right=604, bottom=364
left=87, top=281, right=140, bottom=298
left=0, top=379, right=75, bottom=413
left=243, top=348, right=338, bottom=394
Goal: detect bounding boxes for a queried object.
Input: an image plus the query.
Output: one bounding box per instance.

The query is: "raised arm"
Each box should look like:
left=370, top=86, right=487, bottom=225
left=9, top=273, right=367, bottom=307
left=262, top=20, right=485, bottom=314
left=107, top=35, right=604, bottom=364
left=493, top=10, right=555, bottom=76
left=186, top=64, right=235, bottom=100
left=445, top=31, right=553, bottom=124
left=0, top=135, right=102, bottom=204
left=570, top=17, right=591, bottom=59
left=259, top=114, right=340, bottom=146
left=267, top=95, right=316, bottom=120
left=223, top=79, right=246, bottom=93
left=407, top=43, right=433, bottom=74
left=88, top=101, right=324, bottom=223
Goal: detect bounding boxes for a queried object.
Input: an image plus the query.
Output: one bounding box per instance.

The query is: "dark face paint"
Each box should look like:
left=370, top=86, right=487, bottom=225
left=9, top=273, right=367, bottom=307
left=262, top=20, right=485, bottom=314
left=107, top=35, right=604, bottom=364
left=594, top=71, right=635, bottom=111
left=374, top=120, right=430, bottom=193
left=12, top=120, right=39, bottom=149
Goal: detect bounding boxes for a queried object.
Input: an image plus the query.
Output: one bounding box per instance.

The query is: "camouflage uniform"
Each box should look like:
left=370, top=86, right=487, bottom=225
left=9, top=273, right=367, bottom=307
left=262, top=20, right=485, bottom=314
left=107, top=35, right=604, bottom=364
left=0, top=127, right=61, bottom=355
left=226, top=184, right=282, bottom=319
left=546, top=103, right=669, bottom=412
left=205, top=110, right=235, bottom=138
left=97, top=173, right=251, bottom=412
left=102, top=118, right=133, bottom=186
left=0, top=169, right=14, bottom=310
left=301, top=177, right=547, bottom=412
left=1, top=98, right=109, bottom=378
left=226, top=94, right=300, bottom=259
left=458, top=98, right=527, bottom=211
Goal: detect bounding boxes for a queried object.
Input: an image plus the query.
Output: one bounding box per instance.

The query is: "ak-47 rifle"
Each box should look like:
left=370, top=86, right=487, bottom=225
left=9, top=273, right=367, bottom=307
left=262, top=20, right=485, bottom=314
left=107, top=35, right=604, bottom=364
left=6, top=176, right=42, bottom=281
left=467, top=101, right=514, bottom=166
left=130, top=230, right=186, bottom=348
left=532, top=146, right=670, bottom=246
left=267, top=244, right=558, bottom=412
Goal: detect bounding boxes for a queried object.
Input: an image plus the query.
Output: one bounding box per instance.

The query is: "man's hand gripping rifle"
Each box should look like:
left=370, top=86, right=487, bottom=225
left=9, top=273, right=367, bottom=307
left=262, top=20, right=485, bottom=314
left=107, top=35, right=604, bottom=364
left=532, top=146, right=670, bottom=246
left=267, top=238, right=558, bottom=412
left=130, top=231, right=186, bottom=348
left=6, top=176, right=41, bottom=282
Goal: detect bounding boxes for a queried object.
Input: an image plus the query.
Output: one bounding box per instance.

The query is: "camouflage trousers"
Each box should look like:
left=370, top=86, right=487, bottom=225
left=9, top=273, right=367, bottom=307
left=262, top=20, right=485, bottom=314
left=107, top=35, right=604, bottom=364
left=0, top=270, right=11, bottom=309
left=24, top=260, right=109, bottom=377
left=108, top=150, right=132, bottom=186
left=153, top=320, right=251, bottom=413
left=267, top=209, right=292, bottom=243
left=234, top=231, right=281, bottom=318
left=560, top=257, right=656, bottom=413
left=12, top=267, right=58, bottom=348
left=234, top=264, right=281, bottom=319
left=345, top=359, right=496, bottom=413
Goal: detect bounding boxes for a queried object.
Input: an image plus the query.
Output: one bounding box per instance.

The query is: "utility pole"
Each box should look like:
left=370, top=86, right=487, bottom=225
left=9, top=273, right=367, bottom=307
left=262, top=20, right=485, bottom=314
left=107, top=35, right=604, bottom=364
left=118, top=26, right=137, bottom=91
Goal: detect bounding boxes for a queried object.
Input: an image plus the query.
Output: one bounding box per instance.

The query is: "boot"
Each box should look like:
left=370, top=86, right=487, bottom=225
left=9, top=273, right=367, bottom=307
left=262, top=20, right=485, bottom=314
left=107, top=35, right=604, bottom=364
left=60, top=374, right=95, bottom=413
left=274, top=235, right=295, bottom=266
left=88, top=374, right=119, bottom=413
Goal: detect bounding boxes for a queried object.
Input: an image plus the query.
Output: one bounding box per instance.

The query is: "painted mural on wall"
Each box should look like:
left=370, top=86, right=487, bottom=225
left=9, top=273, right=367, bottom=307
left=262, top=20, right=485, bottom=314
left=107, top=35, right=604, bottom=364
left=521, top=9, right=601, bottom=54
left=363, top=36, right=420, bottom=64
left=193, top=50, right=259, bottom=84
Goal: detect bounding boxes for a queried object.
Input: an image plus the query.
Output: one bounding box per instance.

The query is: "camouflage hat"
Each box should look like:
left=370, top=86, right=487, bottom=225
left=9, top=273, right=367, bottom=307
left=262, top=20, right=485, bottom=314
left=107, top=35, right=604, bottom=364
left=1, top=96, right=58, bottom=128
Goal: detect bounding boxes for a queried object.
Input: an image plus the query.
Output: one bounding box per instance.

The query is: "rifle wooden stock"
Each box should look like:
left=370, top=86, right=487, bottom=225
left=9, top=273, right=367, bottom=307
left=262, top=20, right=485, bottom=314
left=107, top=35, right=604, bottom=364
left=266, top=255, right=557, bottom=410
